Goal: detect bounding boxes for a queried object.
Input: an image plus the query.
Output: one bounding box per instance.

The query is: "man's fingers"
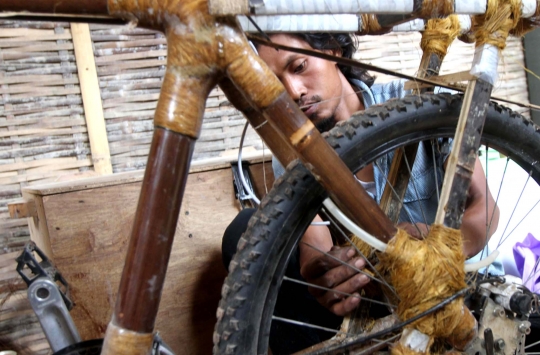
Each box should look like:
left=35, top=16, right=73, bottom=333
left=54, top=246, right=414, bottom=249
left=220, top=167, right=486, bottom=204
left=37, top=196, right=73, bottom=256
left=301, top=246, right=357, bottom=280
left=317, top=273, right=370, bottom=309
left=311, top=257, right=366, bottom=290
left=329, top=293, right=362, bottom=316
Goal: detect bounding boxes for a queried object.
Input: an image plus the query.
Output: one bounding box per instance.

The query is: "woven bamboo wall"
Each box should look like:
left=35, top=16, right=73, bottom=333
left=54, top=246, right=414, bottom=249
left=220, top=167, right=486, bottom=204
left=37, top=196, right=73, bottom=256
left=355, top=32, right=530, bottom=117
left=90, top=24, right=263, bottom=172
left=0, top=21, right=91, bottom=254
left=0, top=20, right=533, bottom=354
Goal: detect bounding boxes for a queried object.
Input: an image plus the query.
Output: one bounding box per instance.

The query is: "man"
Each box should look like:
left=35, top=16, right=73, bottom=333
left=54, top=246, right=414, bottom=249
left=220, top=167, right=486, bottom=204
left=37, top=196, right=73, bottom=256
left=222, top=32, right=501, bottom=353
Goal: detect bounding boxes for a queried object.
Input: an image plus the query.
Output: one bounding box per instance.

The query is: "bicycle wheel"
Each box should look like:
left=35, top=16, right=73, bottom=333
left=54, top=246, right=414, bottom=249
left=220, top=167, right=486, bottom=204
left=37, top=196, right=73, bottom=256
left=213, top=93, right=540, bottom=354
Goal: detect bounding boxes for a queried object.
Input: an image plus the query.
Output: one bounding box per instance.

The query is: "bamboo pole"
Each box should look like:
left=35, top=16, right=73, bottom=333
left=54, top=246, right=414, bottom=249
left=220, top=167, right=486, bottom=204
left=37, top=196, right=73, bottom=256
left=71, top=22, right=112, bottom=175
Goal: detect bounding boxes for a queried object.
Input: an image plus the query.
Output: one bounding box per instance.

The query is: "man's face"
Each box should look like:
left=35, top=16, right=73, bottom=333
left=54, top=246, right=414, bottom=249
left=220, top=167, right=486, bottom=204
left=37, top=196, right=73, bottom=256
left=257, top=34, right=353, bottom=132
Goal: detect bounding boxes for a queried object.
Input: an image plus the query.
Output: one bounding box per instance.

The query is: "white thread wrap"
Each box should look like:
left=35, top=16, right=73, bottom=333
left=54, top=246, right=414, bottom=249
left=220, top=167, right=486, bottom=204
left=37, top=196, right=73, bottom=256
left=522, top=0, right=538, bottom=18
left=455, top=0, right=487, bottom=14
left=239, top=15, right=359, bottom=32
left=392, top=19, right=425, bottom=31
left=458, top=15, right=472, bottom=33
left=470, top=44, right=500, bottom=85
left=253, top=0, right=414, bottom=15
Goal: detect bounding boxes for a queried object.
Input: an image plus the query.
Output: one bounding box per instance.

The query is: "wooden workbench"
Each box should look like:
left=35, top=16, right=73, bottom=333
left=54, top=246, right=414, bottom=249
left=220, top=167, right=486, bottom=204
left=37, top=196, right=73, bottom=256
left=12, top=153, right=274, bottom=354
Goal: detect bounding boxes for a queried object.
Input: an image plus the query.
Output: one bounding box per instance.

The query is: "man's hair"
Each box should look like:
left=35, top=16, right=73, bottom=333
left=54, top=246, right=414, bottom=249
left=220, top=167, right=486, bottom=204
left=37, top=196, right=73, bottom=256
left=254, top=32, right=375, bottom=88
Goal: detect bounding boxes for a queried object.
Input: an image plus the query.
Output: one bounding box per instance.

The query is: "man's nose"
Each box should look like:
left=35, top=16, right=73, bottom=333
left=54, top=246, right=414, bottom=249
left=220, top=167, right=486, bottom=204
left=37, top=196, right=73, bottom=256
left=283, top=77, right=305, bottom=102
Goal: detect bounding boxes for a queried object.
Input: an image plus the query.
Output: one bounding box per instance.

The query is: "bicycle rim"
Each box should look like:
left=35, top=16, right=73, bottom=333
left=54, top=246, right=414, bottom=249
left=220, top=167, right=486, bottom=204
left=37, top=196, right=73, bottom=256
left=213, top=93, right=540, bottom=355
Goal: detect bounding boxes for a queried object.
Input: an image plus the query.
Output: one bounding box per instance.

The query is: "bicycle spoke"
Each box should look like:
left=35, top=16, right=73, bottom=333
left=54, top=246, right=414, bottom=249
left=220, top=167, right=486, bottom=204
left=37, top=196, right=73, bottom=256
left=301, top=241, right=387, bottom=287
left=488, top=156, right=508, bottom=242
left=525, top=339, right=540, bottom=350
left=282, top=276, right=396, bottom=309
left=322, top=206, right=400, bottom=300
left=272, top=316, right=345, bottom=335
left=400, top=146, right=430, bottom=232
left=499, top=199, right=540, bottom=248
left=497, top=172, right=532, bottom=247
left=374, top=160, right=422, bottom=237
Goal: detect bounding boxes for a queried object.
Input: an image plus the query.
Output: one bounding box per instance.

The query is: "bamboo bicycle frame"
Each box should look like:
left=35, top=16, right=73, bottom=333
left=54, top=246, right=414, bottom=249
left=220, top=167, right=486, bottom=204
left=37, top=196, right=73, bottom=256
left=2, top=0, right=536, bottom=353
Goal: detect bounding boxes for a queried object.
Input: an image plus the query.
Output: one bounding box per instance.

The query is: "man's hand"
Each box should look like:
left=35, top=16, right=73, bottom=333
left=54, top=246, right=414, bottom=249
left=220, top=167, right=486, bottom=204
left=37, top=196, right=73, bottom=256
left=299, top=245, right=370, bottom=316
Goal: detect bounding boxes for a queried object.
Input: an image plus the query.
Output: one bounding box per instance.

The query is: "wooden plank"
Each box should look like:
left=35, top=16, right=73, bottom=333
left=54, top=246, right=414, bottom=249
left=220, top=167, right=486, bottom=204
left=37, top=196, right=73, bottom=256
left=36, top=166, right=238, bottom=354
left=71, top=23, right=112, bottom=175
left=21, top=192, right=52, bottom=259
left=21, top=151, right=272, bottom=196
left=8, top=199, right=36, bottom=218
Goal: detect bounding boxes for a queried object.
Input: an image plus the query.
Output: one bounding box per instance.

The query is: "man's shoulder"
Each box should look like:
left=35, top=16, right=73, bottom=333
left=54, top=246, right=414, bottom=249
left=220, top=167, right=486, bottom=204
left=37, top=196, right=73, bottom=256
left=370, top=80, right=407, bottom=104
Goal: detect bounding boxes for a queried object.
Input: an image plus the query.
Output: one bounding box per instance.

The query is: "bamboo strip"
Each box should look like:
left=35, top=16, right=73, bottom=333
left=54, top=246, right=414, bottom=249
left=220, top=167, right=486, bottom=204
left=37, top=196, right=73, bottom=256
left=0, top=21, right=66, bottom=29
left=0, top=86, right=80, bottom=97
left=71, top=22, right=112, bottom=175
left=91, top=27, right=158, bottom=36
left=0, top=33, right=72, bottom=46
left=94, top=49, right=167, bottom=63
left=0, top=145, right=90, bottom=160
left=0, top=77, right=79, bottom=90
left=0, top=168, right=84, bottom=185
left=0, top=157, right=83, bottom=173
left=6, top=54, right=76, bottom=65
left=0, top=136, right=90, bottom=148
left=99, top=69, right=166, bottom=81
left=0, top=28, right=56, bottom=37
left=1, top=65, right=77, bottom=76
left=102, top=94, right=160, bottom=107
left=100, top=89, right=161, bottom=100
left=0, top=117, right=85, bottom=129
left=92, top=34, right=157, bottom=42
left=0, top=74, right=65, bottom=84
left=96, top=59, right=165, bottom=74
left=93, top=38, right=166, bottom=49
left=94, top=46, right=165, bottom=56
left=1, top=43, right=74, bottom=53
left=0, top=127, right=87, bottom=138
left=0, top=99, right=82, bottom=116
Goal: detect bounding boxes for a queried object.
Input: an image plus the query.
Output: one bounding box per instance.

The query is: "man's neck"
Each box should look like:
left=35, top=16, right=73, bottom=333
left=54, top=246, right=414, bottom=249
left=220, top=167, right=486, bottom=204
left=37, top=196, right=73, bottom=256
left=336, top=74, right=364, bottom=121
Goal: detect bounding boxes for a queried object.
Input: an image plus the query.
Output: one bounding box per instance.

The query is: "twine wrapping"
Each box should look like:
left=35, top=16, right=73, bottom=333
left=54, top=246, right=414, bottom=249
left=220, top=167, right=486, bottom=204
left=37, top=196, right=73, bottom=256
left=420, top=0, right=454, bottom=18
left=421, top=15, right=462, bottom=59
left=359, top=14, right=382, bottom=34
left=473, top=0, right=523, bottom=51
left=378, top=225, right=469, bottom=353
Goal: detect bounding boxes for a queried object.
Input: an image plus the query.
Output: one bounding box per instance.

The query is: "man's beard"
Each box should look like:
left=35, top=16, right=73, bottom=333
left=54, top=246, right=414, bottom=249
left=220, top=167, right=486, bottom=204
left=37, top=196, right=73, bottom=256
left=298, top=95, right=337, bottom=133
left=314, top=116, right=337, bottom=133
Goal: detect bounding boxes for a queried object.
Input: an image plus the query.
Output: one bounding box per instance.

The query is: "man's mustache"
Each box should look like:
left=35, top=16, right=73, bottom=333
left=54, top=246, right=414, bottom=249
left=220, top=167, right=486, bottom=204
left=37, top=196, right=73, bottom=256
left=297, top=95, right=323, bottom=109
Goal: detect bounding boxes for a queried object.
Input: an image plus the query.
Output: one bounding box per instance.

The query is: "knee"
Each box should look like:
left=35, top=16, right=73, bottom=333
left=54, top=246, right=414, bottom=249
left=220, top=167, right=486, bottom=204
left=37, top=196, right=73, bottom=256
left=221, top=208, right=256, bottom=271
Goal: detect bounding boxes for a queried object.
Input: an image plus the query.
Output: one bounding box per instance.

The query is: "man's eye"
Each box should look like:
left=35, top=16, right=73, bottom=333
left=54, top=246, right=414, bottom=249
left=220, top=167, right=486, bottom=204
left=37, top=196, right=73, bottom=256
left=294, top=61, right=306, bottom=73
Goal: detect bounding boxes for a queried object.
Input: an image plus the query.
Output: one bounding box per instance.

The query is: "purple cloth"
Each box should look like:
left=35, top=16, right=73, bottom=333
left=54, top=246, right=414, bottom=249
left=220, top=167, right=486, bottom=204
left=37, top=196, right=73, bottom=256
left=513, top=233, right=540, bottom=293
